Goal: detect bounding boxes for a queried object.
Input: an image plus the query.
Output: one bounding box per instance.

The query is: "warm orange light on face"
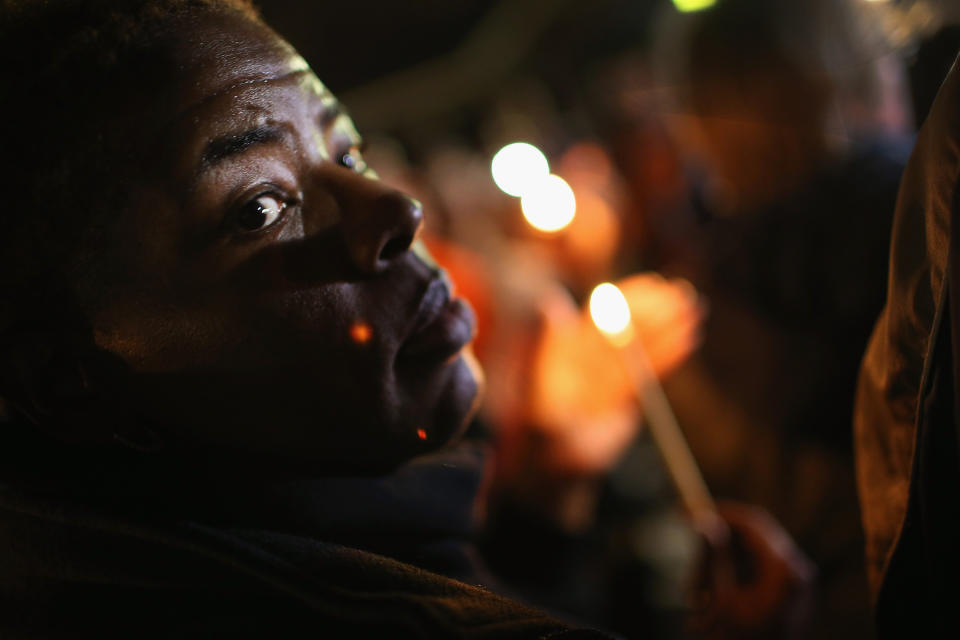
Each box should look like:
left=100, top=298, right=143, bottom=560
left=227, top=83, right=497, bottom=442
left=349, top=322, right=372, bottom=345
left=416, top=428, right=427, bottom=441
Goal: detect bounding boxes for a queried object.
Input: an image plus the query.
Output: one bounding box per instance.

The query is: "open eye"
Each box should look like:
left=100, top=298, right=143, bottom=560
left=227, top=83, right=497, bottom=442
left=338, top=146, right=367, bottom=174
left=236, top=194, right=287, bottom=232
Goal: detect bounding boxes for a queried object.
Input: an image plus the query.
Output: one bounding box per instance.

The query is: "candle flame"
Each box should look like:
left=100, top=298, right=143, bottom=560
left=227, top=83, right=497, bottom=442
left=589, top=282, right=632, bottom=339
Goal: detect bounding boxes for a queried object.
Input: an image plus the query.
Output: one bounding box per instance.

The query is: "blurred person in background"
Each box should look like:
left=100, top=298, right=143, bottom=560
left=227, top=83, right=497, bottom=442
left=638, top=0, right=915, bottom=635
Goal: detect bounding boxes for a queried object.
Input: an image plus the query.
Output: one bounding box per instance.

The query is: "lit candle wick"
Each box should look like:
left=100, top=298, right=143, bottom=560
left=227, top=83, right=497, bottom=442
left=588, top=282, right=717, bottom=525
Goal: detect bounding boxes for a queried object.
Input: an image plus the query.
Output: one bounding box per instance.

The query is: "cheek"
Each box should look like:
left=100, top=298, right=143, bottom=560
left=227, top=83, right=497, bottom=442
left=94, top=299, right=270, bottom=377
left=91, top=301, right=229, bottom=373
left=105, top=287, right=405, bottom=463
left=430, top=350, right=482, bottom=441
left=93, top=282, right=356, bottom=371
left=263, top=287, right=392, bottom=369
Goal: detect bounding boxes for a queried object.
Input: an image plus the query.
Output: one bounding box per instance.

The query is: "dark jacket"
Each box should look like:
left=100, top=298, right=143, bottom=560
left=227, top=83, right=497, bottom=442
left=854, top=56, right=960, bottom=636
left=0, top=428, right=607, bottom=639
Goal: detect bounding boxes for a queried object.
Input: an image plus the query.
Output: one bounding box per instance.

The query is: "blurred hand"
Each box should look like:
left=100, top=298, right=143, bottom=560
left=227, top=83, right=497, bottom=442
left=690, top=503, right=816, bottom=640
left=619, top=273, right=705, bottom=380
left=527, top=273, right=705, bottom=475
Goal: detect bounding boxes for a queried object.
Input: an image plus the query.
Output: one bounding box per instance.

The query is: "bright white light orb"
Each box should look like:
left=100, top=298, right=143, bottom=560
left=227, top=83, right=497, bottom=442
left=520, top=174, right=576, bottom=233
left=490, top=142, right=550, bottom=197
left=589, top=282, right=632, bottom=336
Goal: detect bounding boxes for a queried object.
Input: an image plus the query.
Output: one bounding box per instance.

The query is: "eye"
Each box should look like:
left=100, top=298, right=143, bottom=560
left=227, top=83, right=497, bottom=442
left=338, top=145, right=367, bottom=174
left=236, top=193, right=287, bottom=232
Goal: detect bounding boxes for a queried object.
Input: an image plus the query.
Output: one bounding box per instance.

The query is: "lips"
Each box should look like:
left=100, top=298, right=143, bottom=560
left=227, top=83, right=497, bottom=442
left=399, top=274, right=476, bottom=360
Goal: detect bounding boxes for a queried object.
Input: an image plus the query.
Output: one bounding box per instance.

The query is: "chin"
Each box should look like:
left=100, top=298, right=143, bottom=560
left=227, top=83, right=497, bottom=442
left=436, top=347, right=484, bottom=443
left=411, top=346, right=481, bottom=453
left=287, top=348, right=485, bottom=476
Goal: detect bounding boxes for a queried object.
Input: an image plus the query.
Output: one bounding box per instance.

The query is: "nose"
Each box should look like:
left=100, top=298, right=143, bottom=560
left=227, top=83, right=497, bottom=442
left=319, top=172, right=424, bottom=274
left=352, top=191, right=423, bottom=273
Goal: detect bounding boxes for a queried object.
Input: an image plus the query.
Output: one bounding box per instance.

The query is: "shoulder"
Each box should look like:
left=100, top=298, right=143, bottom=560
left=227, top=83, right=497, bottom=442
left=0, top=482, right=597, bottom=639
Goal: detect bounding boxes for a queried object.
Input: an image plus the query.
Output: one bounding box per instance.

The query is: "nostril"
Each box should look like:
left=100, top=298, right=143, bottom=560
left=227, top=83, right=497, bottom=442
left=379, top=234, right=414, bottom=263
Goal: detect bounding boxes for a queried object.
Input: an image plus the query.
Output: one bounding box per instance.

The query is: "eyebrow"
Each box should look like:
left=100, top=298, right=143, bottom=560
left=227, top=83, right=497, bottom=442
left=199, top=124, right=288, bottom=171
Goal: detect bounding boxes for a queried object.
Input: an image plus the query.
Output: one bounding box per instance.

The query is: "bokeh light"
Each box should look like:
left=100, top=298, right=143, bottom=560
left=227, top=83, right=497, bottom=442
left=564, top=191, right=620, bottom=277
left=589, top=283, right=632, bottom=337
left=520, top=174, right=576, bottom=233
left=490, top=142, right=550, bottom=197
left=349, top=322, right=373, bottom=345
left=672, top=0, right=716, bottom=12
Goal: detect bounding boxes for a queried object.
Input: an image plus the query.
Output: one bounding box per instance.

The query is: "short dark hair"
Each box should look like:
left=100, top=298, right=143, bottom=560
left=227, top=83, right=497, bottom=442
left=0, top=0, right=259, bottom=331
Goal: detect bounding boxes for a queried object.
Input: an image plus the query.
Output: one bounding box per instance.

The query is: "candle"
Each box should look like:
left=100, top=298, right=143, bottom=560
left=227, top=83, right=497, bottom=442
left=588, top=282, right=717, bottom=525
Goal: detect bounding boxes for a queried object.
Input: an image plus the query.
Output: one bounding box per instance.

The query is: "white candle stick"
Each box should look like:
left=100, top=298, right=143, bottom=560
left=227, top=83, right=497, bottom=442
left=589, top=283, right=716, bottom=525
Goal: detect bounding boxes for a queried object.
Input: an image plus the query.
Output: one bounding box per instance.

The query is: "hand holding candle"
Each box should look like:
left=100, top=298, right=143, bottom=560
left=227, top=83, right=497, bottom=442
left=589, top=280, right=815, bottom=638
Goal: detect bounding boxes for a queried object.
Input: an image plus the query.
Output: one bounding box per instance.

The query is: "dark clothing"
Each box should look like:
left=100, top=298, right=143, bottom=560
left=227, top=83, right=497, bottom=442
left=854, top=57, right=960, bottom=636
left=661, top=137, right=908, bottom=637
left=688, top=137, right=909, bottom=452
left=0, top=428, right=608, bottom=639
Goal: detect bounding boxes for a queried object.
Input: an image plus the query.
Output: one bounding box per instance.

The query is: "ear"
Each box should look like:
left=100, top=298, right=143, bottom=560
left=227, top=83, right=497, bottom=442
left=0, top=329, right=60, bottom=425
left=0, top=329, right=153, bottom=449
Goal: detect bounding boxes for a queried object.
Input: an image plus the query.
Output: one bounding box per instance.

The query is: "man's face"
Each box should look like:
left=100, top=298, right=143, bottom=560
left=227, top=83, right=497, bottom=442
left=83, top=12, right=480, bottom=472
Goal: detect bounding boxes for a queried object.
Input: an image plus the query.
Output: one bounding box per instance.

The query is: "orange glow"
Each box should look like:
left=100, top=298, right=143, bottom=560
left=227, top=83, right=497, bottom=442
left=615, top=274, right=705, bottom=380
left=525, top=289, right=640, bottom=474
left=349, top=322, right=372, bottom=345
left=416, top=428, right=427, bottom=441
left=564, top=191, right=620, bottom=274
left=558, top=142, right=615, bottom=189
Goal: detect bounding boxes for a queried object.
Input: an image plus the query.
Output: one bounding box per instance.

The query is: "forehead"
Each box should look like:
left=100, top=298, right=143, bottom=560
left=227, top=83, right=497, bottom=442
left=141, top=12, right=348, bottom=173
left=163, top=11, right=308, bottom=108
